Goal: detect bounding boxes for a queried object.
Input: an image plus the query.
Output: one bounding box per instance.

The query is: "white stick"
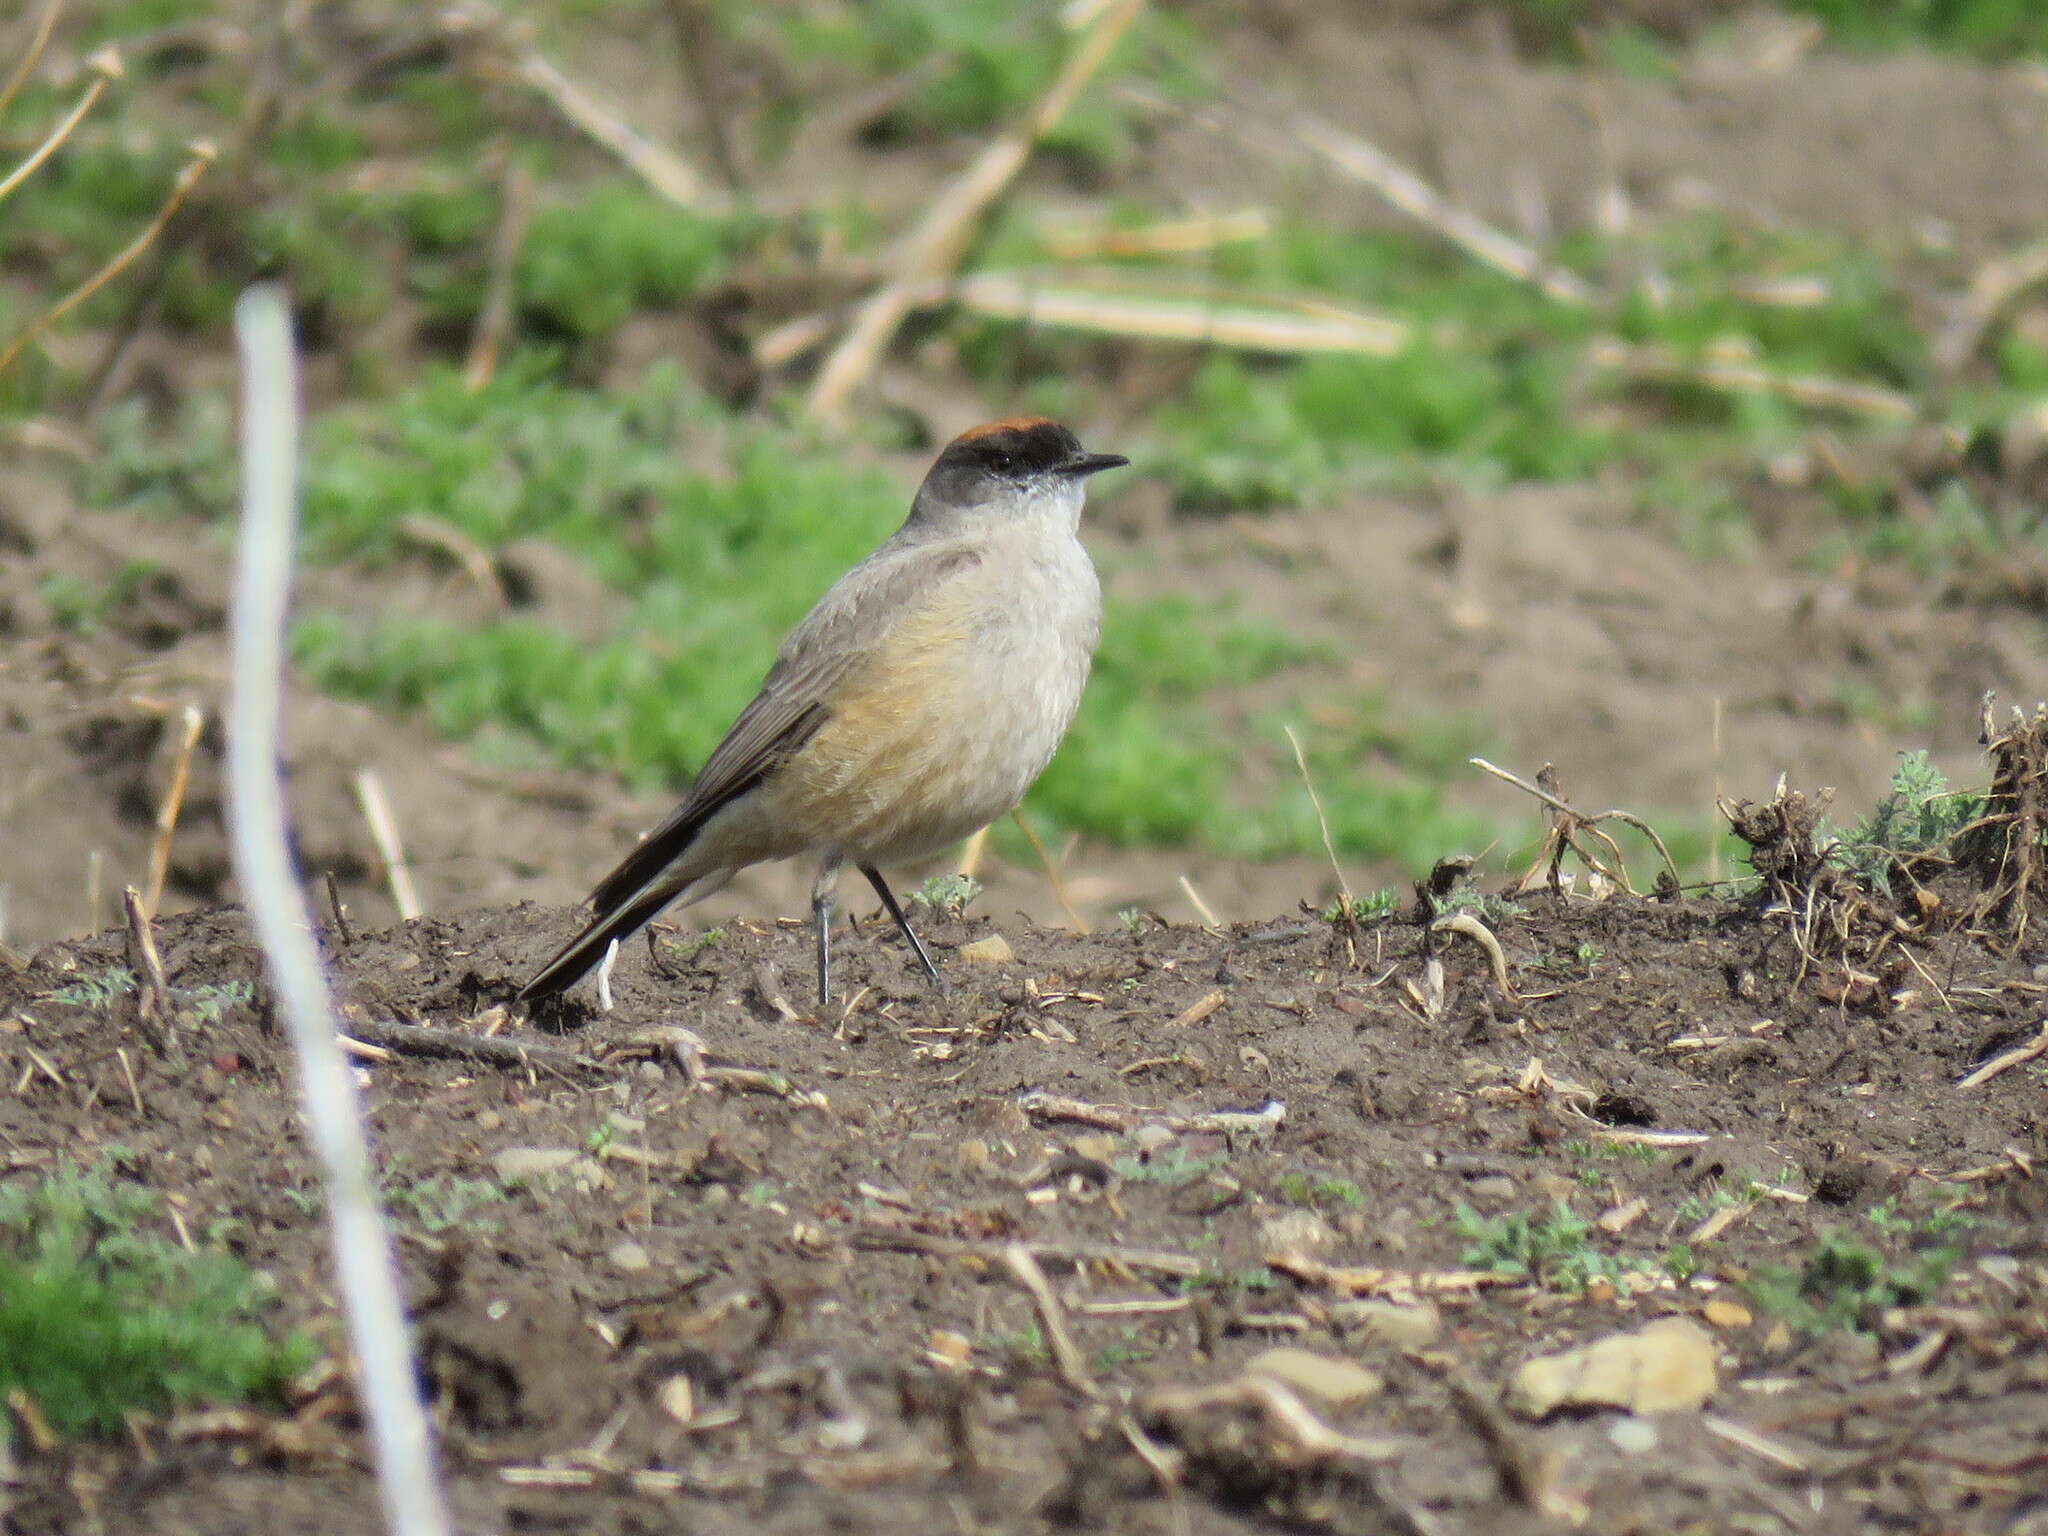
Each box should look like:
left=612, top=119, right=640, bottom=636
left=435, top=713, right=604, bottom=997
left=228, top=285, right=452, bottom=1536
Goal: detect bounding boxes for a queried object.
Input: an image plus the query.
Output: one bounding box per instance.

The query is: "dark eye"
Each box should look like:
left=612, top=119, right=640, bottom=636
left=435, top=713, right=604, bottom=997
left=986, top=451, right=1013, bottom=472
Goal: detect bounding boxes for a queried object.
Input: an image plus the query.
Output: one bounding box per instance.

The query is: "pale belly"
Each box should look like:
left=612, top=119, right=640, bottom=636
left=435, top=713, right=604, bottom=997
left=741, top=540, right=1097, bottom=864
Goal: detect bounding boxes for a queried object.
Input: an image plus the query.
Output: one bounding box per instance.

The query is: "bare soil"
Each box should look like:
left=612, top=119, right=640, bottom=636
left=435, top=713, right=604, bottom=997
left=4, top=886, right=2046, bottom=1535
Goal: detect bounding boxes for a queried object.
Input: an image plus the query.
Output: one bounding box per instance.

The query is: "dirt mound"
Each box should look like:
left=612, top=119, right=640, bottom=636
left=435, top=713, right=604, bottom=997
left=4, top=886, right=2043, bottom=1534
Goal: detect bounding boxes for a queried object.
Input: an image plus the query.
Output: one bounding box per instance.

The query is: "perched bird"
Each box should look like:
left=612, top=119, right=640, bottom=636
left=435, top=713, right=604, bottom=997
left=518, top=417, right=1127, bottom=1005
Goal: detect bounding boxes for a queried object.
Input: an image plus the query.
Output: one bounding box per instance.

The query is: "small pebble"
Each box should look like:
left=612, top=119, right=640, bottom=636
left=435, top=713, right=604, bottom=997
left=1608, top=1416, right=1659, bottom=1454
left=1243, top=1347, right=1383, bottom=1410
left=493, top=1146, right=579, bottom=1183
left=1331, top=1298, right=1441, bottom=1348
left=1131, top=1123, right=1176, bottom=1152
left=608, top=1240, right=651, bottom=1273
left=958, top=934, right=1015, bottom=966
left=1259, top=1208, right=1336, bottom=1257
left=1702, top=1298, right=1752, bottom=1329
left=658, top=1374, right=694, bottom=1424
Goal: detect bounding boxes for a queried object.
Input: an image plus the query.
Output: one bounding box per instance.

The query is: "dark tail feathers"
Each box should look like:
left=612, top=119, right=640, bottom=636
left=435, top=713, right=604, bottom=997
left=517, top=882, right=678, bottom=1001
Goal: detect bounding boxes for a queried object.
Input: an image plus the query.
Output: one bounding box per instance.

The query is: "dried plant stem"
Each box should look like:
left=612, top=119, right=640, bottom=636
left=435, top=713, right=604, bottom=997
left=1177, top=874, right=1219, bottom=929
left=1587, top=339, right=1915, bottom=421
left=0, top=140, right=216, bottom=376
left=1013, top=809, right=1089, bottom=934
left=805, top=0, right=1144, bottom=419
left=1285, top=725, right=1352, bottom=910
left=463, top=156, right=533, bottom=392
left=1471, top=756, right=1681, bottom=896
left=84, top=848, right=104, bottom=935
left=1284, top=112, right=1591, bottom=305
left=229, top=285, right=452, bottom=1536
left=1956, top=1020, right=2048, bottom=1090
left=0, top=0, right=64, bottom=119
left=1005, top=1244, right=1097, bottom=1397
left=450, top=1, right=717, bottom=211
left=121, top=886, right=172, bottom=1041
left=0, top=47, right=120, bottom=207
left=761, top=271, right=1406, bottom=369
left=144, top=704, right=205, bottom=917
left=354, top=768, right=423, bottom=921
left=1042, top=206, right=1268, bottom=260
left=947, top=271, right=1405, bottom=353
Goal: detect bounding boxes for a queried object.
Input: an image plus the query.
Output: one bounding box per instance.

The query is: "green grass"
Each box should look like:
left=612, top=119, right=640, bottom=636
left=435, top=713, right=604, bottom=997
left=908, top=874, right=984, bottom=917
left=47, top=966, right=139, bottom=1010
left=1490, top=0, right=2048, bottom=59
left=385, top=1174, right=508, bottom=1235
left=1277, top=1171, right=1367, bottom=1211
left=0, top=1162, right=313, bottom=1438
left=1745, top=1203, right=1969, bottom=1334
left=1454, top=1199, right=1623, bottom=1292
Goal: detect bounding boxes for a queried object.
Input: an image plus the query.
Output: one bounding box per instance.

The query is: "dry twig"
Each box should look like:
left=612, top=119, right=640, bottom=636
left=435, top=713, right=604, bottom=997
left=1285, top=113, right=1591, bottom=305
left=121, top=886, right=172, bottom=1046
left=1956, top=1020, right=2048, bottom=1090
left=1432, top=910, right=1514, bottom=996
left=143, top=704, right=205, bottom=917
left=1005, top=1244, right=1097, bottom=1397
left=1934, top=240, right=2048, bottom=376
left=1587, top=338, right=1916, bottom=421
left=0, top=138, right=217, bottom=377
left=446, top=0, right=719, bottom=211
left=0, top=45, right=121, bottom=207
left=853, top=1227, right=1206, bottom=1280
left=0, top=0, right=64, bottom=120
left=354, top=767, right=423, bottom=921
left=1013, top=808, right=1089, bottom=934
left=805, top=0, right=1144, bottom=419
left=1957, top=696, right=2048, bottom=946
left=1473, top=757, right=1679, bottom=898
left=463, top=156, right=534, bottom=392
left=343, top=1018, right=591, bottom=1072
left=1044, top=206, right=1268, bottom=260
left=761, top=271, right=1405, bottom=370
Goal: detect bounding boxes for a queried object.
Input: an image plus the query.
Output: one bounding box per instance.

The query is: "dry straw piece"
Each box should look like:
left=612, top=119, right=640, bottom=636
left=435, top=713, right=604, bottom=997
left=805, top=0, right=1146, bottom=419
left=0, top=44, right=122, bottom=207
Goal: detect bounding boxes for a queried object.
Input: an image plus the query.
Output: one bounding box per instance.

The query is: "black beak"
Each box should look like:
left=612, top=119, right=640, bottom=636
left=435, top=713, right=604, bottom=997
left=1059, top=451, right=1129, bottom=478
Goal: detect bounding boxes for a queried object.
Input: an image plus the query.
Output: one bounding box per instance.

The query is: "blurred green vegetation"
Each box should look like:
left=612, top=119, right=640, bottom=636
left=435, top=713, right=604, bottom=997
left=0, top=1161, right=313, bottom=1438
left=9, top=0, right=2048, bottom=880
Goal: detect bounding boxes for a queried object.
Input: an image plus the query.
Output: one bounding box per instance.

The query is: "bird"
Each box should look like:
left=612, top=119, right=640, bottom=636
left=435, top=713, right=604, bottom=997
left=517, top=417, right=1127, bottom=1006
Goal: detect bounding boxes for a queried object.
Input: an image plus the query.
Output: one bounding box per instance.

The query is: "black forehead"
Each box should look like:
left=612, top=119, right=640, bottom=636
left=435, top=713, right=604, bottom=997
left=936, top=418, right=1082, bottom=475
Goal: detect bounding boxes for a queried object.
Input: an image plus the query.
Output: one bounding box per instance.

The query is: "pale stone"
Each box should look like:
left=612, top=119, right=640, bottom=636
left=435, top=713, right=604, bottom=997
left=1331, top=1298, right=1442, bottom=1348
left=958, top=934, right=1015, bottom=966
left=1258, top=1208, right=1337, bottom=1258
left=1244, top=1347, right=1384, bottom=1410
left=1507, top=1317, right=1718, bottom=1419
left=492, top=1146, right=579, bottom=1183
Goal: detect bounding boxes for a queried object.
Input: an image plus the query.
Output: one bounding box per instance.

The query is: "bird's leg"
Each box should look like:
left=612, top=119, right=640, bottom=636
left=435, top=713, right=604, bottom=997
left=858, top=862, right=952, bottom=993
left=812, top=855, right=843, bottom=1004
